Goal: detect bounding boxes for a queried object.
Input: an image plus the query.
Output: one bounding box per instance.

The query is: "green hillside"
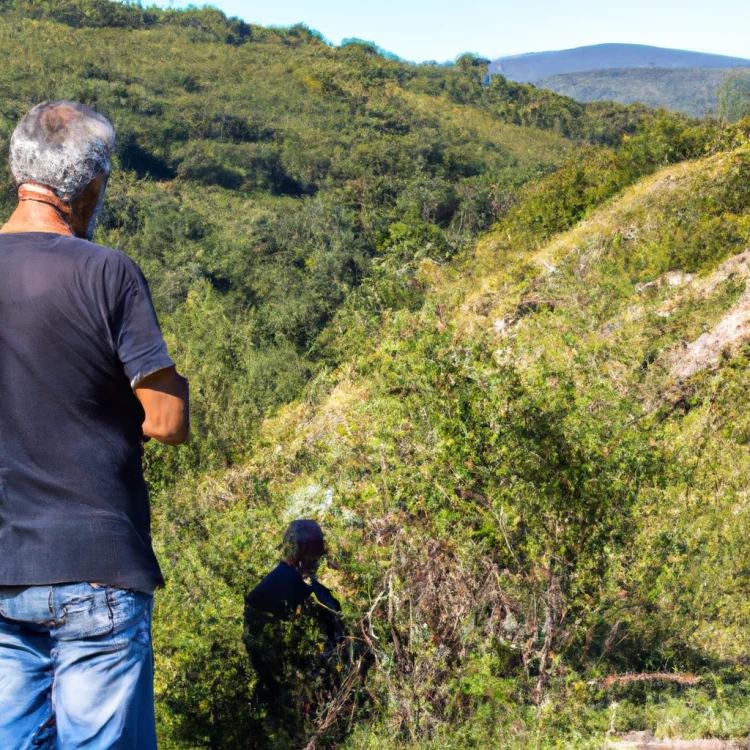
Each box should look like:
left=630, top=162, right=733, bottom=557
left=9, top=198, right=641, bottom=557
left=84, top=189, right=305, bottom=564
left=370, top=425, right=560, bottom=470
left=3, top=1, right=750, bottom=748
left=169, top=122, right=750, bottom=749
left=536, top=67, right=750, bottom=118
left=0, top=1, right=580, bottom=484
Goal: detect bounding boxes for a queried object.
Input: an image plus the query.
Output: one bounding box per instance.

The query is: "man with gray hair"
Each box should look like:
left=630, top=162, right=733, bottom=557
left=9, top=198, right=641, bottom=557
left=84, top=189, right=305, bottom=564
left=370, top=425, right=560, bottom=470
left=0, top=100, right=189, bottom=748
left=243, top=520, right=346, bottom=747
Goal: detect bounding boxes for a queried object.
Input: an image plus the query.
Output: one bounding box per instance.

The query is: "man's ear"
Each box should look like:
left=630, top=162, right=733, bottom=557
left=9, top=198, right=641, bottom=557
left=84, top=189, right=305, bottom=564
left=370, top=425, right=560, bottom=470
left=70, top=171, right=108, bottom=239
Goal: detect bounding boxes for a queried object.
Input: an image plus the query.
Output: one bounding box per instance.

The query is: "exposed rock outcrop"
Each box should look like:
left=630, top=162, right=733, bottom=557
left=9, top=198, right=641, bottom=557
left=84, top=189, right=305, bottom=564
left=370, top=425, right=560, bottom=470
left=670, top=252, right=750, bottom=379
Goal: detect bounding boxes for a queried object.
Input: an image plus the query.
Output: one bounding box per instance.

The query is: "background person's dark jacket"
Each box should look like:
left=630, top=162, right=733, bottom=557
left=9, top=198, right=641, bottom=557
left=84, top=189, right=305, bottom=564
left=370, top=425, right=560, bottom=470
left=243, top=562, right=343, bottom=689
left=246, top=560, right=341, bottom=618
left=243, top=561, right=346, bottom=748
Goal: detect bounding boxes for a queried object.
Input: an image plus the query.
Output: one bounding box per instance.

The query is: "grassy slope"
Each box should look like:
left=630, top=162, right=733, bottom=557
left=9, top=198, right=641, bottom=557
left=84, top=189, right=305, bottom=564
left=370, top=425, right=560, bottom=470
left=159, top=135, right=750, bottom=747
left=536, top=67, right=750, bottom=118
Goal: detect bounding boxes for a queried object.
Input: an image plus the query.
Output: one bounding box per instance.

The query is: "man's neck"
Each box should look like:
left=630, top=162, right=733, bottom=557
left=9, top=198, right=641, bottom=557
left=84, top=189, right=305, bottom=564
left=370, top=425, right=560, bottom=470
left=1, top=186, right=74, bottom=236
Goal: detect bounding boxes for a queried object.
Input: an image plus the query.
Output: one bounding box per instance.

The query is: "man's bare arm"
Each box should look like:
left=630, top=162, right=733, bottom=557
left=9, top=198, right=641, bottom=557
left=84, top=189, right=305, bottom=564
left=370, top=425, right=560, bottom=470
left=135, top=366, right=190, bottom=446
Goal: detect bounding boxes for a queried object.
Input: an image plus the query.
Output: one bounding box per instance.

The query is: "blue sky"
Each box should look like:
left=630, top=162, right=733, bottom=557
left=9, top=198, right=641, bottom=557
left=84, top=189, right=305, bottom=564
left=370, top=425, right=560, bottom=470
left=161, top=0, right=750, bottom=62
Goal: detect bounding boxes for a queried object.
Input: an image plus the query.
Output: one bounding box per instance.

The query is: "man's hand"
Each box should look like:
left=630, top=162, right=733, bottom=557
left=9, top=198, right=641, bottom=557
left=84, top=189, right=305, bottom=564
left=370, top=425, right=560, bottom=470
left=135, top=366, right=190, bottom=446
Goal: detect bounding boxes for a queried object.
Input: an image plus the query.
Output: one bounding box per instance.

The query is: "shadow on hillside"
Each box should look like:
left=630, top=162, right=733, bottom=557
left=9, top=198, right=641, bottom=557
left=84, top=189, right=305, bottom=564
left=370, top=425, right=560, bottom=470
left=119, top=141, right=176, bottom=181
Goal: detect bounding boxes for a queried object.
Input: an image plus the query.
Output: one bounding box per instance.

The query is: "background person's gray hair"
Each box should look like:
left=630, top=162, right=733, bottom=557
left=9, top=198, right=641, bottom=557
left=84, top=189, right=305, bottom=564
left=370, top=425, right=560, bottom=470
left=9, top=100, right=115, bottom=200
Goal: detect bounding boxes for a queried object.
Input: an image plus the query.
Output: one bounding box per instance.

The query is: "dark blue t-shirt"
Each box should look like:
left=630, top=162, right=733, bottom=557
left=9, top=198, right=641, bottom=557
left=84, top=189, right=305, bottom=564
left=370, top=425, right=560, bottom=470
left=0, top=232, right=174, bottom=590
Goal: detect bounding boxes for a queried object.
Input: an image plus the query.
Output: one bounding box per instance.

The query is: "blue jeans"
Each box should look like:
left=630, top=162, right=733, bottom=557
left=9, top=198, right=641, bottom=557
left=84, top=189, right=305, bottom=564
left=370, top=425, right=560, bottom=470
left=0, top=583, right=157, bottom=749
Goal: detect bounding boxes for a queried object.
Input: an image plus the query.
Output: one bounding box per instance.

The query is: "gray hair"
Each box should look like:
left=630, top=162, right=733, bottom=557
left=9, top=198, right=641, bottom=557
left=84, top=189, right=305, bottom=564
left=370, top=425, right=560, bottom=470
left=9, top=100, right=115, bottom=200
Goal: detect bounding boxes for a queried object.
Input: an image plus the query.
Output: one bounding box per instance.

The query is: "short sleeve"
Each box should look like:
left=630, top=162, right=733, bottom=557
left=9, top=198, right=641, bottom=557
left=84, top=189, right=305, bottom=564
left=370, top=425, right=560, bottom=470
left=112, top=260, right=175, bottom=388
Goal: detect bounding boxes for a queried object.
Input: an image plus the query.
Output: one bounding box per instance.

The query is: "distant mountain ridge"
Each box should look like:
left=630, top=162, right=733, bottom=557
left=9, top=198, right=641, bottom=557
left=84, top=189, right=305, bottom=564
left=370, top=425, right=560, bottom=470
left=535, top=67, right=750, bottom=118
left=489, top=43, right=750, bottom=83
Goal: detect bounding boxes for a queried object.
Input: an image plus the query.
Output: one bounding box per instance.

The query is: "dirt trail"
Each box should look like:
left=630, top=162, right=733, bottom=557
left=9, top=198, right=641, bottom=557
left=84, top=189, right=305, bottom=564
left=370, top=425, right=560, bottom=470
left=610, top=732, right=748, bottom=749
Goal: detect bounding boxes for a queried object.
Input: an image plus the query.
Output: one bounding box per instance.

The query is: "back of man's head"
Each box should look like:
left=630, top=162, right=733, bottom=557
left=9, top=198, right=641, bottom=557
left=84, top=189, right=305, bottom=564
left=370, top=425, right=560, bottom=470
left=9, top=100, right=115, bottom=200
left=282, top=520, right=326, bottom=563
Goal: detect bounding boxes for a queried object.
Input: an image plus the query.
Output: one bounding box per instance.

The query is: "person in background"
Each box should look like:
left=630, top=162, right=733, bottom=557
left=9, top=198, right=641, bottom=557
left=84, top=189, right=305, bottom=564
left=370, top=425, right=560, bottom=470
left=0, top=100, right=189, bottom=749
left=246, top=519, right=342, bottom=622
left=244, top=520, right=347, bottom=748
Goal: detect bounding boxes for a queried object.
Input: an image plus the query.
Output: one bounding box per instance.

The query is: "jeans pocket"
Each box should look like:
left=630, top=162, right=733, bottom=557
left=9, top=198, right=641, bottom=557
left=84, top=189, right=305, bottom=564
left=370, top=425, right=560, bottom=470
left=107, top=588, right=153, bottom=652
left=54, top=588, right=113, bottom=641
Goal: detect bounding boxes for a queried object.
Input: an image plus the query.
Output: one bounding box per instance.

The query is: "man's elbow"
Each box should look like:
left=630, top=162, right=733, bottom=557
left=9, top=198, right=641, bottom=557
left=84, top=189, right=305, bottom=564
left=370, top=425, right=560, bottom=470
left=142, top=408, right=190, bottom=446
left=138, top=369, right=190, bottom=446
left=151, top=423, right=189, bottom=446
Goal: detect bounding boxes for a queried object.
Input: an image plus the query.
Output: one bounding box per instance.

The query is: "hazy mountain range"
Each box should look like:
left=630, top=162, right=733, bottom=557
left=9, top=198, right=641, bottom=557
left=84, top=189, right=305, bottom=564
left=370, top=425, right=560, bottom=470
left=486, top=43, right=750, bottom=117
left=489, top=43, right=750, bottom=83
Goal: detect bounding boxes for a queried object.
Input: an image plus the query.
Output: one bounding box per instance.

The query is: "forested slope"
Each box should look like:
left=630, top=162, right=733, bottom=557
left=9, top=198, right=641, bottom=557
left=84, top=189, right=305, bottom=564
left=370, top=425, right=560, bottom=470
left=166, top=121, right=750, bottom=749
left=0, top=0, right=592, bottom=485
left=1, top=2, right=749, bottom=748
